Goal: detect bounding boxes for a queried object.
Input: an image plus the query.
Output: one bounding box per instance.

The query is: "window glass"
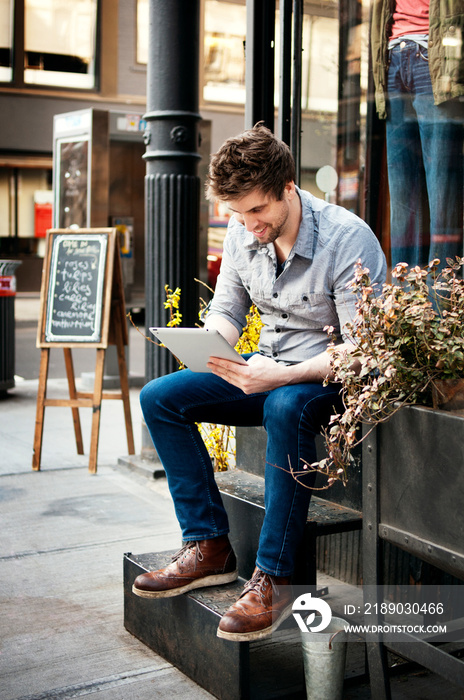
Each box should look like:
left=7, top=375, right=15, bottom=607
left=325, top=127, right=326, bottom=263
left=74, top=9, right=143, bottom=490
left=135, top=0, right=249, bottom=103
left=202, top=2, right=340, bottom=111
left=0, top=166, right=52, bottom=247
left=369, top=0, right=463, bottom=270
left=302, top=15, right=339, bottom=113
left=24, top=0, right=98, bottom=88
left=204, top=0, right=246, bottom=104
left=0, top=0, right=13, bottom=81
left=55, top=138, right=89, bottom=229
left=0, top=169, right=12, bottom=235
left=136, top=0, right=148, bottom=64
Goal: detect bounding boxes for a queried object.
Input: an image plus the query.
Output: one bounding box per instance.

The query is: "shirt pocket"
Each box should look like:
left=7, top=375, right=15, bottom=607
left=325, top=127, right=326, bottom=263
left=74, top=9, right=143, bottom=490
left=285, top=292, right=336, bottom=330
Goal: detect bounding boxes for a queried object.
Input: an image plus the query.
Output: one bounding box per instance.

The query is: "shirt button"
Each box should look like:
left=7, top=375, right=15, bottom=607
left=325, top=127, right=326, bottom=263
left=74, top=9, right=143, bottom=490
left=302, top=295, right=308, bottom=302
left=281, top=313, right=288, bottom=319
left=273, top=352, right=278, bottom=357
left=276, top=328, right=281, bottom=333
left=400, top=41, right=406, bottom=48
left=273, top=292, right=278, bottom=298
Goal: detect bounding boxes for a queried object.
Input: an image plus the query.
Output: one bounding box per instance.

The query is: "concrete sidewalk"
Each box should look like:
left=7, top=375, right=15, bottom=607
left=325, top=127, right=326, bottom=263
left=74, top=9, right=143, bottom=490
left=1, top=295, right=216, bottom=699
left=0, top=465, right=211, bottom=699
left=2, top=302, right=463, bottom=699
left=0, top=377, right=216, bottom=699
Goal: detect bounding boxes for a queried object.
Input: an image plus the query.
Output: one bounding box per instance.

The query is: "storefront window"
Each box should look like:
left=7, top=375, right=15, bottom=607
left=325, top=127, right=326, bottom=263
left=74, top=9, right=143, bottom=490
left=24, top=0, right=98, bottom=88
left=0, top=162, right=53, bottom=258
left=204, top=0, right=246, bottom=104
left=201, top=2, right=341, bottom=113
left=301, top=14, right=339, bottom=113
left=136, top=0, right=248, bottom=104
left=370, top=0, right=463, bottom=270
left=299, top=0, right=373, bottom=223
left=136, top=0, right=148, bottom=65
left=0, top=0, right=13, bottom=82
left=105, top=0, right=464, bottom=273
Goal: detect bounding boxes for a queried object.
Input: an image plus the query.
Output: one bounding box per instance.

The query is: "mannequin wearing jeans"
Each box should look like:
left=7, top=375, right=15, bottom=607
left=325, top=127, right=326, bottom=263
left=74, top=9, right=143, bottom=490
left=386, top=39, right=463, bottom=268
left=371, top=0, right=464, bottom=269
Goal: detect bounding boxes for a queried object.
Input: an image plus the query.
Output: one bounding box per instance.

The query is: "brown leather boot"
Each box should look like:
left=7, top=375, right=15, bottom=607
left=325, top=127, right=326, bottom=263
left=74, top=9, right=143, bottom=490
left=217, top=568, right=293, bottom=641
left=132, top=535, right=237, bottom=599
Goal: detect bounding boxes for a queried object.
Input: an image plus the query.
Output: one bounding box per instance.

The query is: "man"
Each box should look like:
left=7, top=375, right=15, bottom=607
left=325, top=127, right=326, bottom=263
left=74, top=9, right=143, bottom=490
left=132, top=124, right=386, bottom=642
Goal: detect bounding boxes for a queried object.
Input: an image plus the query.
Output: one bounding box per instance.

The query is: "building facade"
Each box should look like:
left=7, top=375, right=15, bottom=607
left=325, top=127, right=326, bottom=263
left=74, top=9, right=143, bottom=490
left=0, top=0, right=416, bottom=298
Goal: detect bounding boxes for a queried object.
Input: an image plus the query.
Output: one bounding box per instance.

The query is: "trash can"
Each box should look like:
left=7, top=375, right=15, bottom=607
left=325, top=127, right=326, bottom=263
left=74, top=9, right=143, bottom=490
left=0, top=260, right=22, bottom=394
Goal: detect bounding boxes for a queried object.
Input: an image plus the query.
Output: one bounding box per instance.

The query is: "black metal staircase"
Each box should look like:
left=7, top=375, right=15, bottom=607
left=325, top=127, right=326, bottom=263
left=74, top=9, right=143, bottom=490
left=123, top=426, right=363, bottom=699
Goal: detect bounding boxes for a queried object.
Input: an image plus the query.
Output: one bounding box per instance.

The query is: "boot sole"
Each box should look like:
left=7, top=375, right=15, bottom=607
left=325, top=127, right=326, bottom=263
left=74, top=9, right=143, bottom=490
left=132, top=569, right=238, bottom=599
left=216, top=603, right=294, bottom=642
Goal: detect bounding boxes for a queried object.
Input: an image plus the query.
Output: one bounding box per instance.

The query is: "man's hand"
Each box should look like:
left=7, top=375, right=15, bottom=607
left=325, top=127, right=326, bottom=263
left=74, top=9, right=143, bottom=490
left=207, top=341, right=359, bottom=392
left=207, top=353, right=291, bottom=394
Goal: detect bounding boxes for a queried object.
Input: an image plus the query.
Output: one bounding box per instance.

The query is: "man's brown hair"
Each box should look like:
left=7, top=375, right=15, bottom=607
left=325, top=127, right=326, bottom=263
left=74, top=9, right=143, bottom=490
left=206, top=123, right=296, bottom=202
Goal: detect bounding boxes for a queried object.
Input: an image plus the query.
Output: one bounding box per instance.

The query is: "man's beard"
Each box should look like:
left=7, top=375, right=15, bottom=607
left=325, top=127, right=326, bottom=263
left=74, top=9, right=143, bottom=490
left=255, top=206, right=289, bottom=245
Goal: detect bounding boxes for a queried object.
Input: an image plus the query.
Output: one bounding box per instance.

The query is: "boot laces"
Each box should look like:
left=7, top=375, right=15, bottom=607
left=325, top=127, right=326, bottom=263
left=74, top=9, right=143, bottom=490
left=171, top=541, right=204, bottom=570
left=241, top=569, right=278, bottom=600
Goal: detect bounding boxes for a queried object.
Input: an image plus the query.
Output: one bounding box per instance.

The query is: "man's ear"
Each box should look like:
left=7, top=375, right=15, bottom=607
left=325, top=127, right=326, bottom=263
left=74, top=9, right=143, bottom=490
left=284, top=181, right=296, bottom=201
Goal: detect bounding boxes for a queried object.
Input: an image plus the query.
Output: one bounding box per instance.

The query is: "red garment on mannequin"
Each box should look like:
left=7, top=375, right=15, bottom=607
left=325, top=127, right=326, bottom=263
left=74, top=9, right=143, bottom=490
left=390, top=0, right=429, bottom=39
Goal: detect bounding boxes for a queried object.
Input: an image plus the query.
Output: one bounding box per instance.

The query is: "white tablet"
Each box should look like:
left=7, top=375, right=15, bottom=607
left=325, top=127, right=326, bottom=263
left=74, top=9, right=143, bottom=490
left=149, top=327, right=248, bottom=373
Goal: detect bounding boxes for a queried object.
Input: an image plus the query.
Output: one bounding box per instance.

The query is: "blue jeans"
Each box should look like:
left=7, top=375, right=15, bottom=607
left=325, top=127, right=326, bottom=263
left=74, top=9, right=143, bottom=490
left=140, top=360, right=343, bottom=577
left=386, top=41, right=463, bottom=269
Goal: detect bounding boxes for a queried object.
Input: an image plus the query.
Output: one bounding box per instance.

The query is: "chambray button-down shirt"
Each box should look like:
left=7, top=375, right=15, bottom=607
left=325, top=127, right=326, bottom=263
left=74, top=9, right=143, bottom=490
left=208, top=188, right=386, bottom=365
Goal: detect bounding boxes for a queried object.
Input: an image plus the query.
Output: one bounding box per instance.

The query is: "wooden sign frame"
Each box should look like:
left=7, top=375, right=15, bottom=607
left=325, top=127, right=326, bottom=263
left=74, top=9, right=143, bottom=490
left=33, top=228, right=135, bottom=473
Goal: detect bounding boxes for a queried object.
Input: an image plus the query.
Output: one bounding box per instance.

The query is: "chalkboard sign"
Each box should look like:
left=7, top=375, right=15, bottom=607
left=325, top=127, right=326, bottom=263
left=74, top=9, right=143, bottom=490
left=34, top=227, right=134, bottom=474
left=44, top=233, right=107, bottom=342
left=37, top=228, right=118, bottom=348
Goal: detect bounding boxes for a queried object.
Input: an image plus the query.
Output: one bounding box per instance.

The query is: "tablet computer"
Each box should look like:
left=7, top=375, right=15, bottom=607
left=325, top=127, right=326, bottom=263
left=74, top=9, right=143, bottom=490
left=149, top=327, right=248, bottom=373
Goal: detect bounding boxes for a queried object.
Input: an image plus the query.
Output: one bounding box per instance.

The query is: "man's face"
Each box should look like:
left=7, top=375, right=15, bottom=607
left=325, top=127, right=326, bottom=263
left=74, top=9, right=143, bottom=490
left=226, top=185, right=294, bottom=245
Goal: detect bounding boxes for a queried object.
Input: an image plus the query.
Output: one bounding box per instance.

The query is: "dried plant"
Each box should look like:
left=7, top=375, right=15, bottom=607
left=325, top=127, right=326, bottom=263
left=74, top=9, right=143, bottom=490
left=291, top=257, right=464, bottom=489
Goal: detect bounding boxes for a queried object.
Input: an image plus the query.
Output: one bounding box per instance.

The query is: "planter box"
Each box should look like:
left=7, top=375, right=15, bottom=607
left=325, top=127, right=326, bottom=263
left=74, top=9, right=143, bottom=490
left=363, top=405, right=464, bottom=696
left=370, top=405, right=464, bottom=579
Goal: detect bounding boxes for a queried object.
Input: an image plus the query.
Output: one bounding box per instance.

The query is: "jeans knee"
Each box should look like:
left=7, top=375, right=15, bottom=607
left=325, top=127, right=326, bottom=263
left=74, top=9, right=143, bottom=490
left=139, top=375, right=173, bottom=418
left=139, top=380, right=151, bottom=412
left=262, top=388, right=302, bottom=431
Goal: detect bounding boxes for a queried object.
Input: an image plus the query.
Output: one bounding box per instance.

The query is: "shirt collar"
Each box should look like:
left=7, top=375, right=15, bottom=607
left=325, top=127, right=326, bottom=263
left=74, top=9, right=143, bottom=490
left=293, top=188, right=314, bottom=260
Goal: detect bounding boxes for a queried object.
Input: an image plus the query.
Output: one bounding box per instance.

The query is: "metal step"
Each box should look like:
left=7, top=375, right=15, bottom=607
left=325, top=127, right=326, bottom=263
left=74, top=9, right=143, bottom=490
left=124, top=551, right=306, bottom=700
left=123, top=471, right=363, bottom=698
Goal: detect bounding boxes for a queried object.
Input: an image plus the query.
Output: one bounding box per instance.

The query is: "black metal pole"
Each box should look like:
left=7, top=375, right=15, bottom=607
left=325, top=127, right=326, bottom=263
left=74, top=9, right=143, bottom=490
left=278, top=0, right=293, bottom=146
left=255, top=0, right=302, bottom=182
left=245, top=0, right=276, bottom=130
left=336, top=0, right=362, bottom=212
left=291, top=0, right=303, bottom=185
left=144, top=0, right=201, bottom=381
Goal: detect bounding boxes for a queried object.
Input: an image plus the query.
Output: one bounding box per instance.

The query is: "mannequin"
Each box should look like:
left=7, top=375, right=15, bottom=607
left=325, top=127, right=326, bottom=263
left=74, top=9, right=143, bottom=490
left=371, top=0, right=464, bottom=269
